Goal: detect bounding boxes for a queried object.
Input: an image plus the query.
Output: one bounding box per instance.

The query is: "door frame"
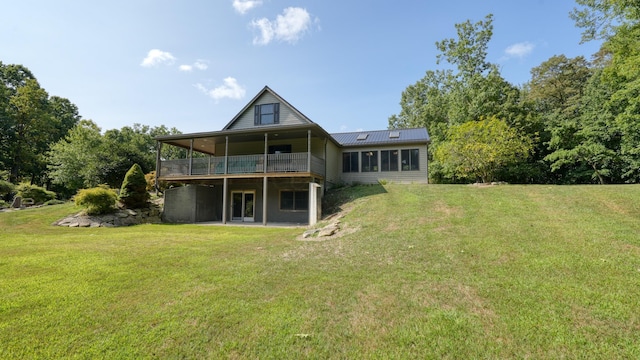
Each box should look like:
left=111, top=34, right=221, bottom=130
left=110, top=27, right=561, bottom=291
left=230, top=190, right=256, bottom=222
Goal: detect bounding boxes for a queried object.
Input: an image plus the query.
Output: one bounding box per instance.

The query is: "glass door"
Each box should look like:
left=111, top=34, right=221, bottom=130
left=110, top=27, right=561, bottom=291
left=231, top=191, right=255, bottom=222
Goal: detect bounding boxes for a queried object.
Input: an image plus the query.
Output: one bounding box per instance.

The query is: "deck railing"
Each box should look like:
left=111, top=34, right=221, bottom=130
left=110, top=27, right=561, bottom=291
left=159, top=152, right=325, bottom=177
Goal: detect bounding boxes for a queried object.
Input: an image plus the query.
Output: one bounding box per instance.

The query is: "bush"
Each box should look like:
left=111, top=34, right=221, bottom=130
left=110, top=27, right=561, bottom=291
left=75, top=186, right=117, bottom=215
left=16, top=183, right=56, bottom=204
left=119, top=164, right=149, bottom=208
left=44, top=199, right=65, bottom=206
left=0, top=179, right=15, bottom=197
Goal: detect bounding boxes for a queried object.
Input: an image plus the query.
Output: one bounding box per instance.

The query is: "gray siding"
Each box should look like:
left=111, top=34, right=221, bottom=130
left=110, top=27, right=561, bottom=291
left=339, top=145, right=428, bottom=184
left=228, top=92, right=309, bottom=130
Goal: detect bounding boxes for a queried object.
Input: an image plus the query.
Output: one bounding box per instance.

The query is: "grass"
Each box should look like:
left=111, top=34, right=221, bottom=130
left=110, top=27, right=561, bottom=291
left=1, top=184, right=640, bottom=358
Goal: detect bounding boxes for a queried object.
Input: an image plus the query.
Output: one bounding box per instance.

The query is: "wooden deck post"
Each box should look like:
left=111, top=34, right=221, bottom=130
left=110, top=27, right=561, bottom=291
left=263, top=176, right=267, bottom=226
left=155, top=142, right=162, bottom=194
left=222, top=177, right=228, bottom=224
left=264, top=133, right=268, bottom=173
left=188, top=139, right=194, bottom=175
left=224, top=136, right=229, bottom=174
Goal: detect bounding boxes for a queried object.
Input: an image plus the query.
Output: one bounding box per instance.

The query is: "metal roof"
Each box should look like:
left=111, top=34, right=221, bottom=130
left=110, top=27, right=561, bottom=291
left=330, top=128, right=430, bottom=147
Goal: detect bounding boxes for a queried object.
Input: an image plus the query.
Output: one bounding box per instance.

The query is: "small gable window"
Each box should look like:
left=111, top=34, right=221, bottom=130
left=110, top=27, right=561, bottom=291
left=255, top=103, right=280, bottom=125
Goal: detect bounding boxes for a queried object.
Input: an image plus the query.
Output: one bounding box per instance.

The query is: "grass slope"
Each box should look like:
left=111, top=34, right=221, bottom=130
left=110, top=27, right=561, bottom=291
left=1, top=184, right=639, bottom=358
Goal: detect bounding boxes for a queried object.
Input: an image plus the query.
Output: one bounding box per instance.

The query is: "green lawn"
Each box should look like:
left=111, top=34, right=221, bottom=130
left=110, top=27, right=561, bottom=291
left=1, top=184, right=640, bottom=358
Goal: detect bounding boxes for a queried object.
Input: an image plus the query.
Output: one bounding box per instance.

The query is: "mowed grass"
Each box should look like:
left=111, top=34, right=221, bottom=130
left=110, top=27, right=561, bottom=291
left=1, top=184, right=640, bottom=359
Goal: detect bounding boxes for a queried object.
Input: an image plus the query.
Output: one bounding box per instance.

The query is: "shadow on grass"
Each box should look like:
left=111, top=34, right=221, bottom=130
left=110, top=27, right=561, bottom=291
left=322, top=183, right=387, bottom=218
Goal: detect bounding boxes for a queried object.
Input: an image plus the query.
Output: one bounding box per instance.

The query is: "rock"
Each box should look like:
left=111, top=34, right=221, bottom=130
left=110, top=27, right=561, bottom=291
left=318, top=223, right=339, bottom=237
left=303, top=229, right=320, bottom=238
left=11, top=196, right=21, bottom=208
left=126, top=209, right=137, bottom=216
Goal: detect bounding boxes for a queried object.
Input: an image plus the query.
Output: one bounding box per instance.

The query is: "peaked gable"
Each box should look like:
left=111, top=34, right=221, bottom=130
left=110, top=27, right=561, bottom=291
left=222, top=86, right=315, bottom=130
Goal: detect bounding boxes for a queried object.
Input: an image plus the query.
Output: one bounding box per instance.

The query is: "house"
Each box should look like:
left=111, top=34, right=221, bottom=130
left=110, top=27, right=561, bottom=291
left=154, top=86, right=430, bottom=226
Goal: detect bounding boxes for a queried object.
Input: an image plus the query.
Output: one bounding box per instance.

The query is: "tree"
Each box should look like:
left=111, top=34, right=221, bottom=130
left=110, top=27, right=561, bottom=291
left=119, top=163, right=149, bottom=209
left=524, top=55, right=593, bottom=183
left=47, top=120, right=104, bottom=193
left=572, top=0, right=640, bottom=182
left=434, top=117, right=532, bottom=183
left=389, top=14, right=531, bottom=183
left=0, top=62, right=79, bottom=184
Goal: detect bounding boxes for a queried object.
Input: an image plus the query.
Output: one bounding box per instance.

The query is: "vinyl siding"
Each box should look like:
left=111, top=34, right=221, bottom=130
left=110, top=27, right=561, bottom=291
left=227, top=92, right=309, bottom=130
left=339, top=145, right=428, bottom=184
left=325, top=141, right=341, bottom=187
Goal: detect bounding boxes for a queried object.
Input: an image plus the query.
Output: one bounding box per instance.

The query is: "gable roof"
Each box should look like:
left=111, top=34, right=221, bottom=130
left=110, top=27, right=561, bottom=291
left=330, top=128, right=430, bottom=147
left=221, top=86, right=315, bottom=130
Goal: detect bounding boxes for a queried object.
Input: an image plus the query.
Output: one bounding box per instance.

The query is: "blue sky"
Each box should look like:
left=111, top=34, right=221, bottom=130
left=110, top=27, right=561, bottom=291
left=1, top=0, right=602, bottom=134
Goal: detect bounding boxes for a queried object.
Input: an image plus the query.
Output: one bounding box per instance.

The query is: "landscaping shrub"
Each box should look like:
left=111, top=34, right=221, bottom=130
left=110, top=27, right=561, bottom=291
left=75, top=186, right=117, bottom=215
left=44, top=199, right=65, bottom=206
left=0, top=179, right=15, bottom=197
left=16, top=183, right=56, bottom=204
left=119, top=164, right=149, bottom=208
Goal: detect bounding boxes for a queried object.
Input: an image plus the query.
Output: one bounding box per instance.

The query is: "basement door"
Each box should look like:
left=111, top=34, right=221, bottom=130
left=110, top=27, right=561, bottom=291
left=231, top=191, right=255, bottom=222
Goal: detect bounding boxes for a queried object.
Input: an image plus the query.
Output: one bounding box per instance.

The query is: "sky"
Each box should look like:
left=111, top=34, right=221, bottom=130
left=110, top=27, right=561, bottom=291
left=1, top=0, right=603, bottom=135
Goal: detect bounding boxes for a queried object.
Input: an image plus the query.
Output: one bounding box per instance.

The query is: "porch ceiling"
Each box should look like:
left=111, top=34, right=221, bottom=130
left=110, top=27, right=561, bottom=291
left=159, top=125, right=330, bottom=156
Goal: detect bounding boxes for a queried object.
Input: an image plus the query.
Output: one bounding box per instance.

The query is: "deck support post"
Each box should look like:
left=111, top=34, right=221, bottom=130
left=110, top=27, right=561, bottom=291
left=224, top=136, right=229, bottom=174
left=264, top=133, right=268, bottom=173
left=263, top=176, right=268, bottom=226
left=155, top=142, right=162, bottom=194
left=222, top=177, right=228, bottom=224
left=188, top=139, right=194, bottom=175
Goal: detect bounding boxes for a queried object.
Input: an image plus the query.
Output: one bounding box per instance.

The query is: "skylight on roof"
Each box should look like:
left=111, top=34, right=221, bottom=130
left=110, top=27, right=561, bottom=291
left=389, top=131, right=400, bottom=138
left=356, top=133, right=368, bottom=140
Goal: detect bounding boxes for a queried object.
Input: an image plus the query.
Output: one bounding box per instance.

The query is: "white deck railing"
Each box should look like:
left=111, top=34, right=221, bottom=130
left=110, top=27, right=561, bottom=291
left=159, top=152, right=325, bottom=177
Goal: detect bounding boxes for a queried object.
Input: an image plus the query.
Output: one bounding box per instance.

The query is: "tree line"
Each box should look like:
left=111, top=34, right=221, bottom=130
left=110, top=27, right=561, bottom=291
left=390, top=0, right=640, bottom=184
left=0, top=62, right=183, bottom=199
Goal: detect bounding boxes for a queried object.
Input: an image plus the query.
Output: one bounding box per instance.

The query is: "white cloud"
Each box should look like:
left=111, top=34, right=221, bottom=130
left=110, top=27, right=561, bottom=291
left=195, top=77, right=246, bottom=101
left=179, top=60, right=208, bottom=72
left=140, top=49, right=176, bottom=67
left=233, top=0, right=262, bottom=14
left=504, top=42, right=535, bottom=59
left=194, top=60, right=209, bottom=70
left=252, top=7, right=314, bottom=45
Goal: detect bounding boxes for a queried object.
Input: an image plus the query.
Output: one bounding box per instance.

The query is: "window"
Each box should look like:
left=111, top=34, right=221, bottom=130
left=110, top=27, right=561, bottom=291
left=361, top=151, right=378, bottom=172
left=280, top=190, right=308, bottom=211
left=268, top=144, right=291, bottom=154
left=381, top=150, right=398, bottom=171
left=401, top=149, right=420, bottom=171
left=254, top=103, right=280, bottom=125
left=342, top=152, right=359, bottom=172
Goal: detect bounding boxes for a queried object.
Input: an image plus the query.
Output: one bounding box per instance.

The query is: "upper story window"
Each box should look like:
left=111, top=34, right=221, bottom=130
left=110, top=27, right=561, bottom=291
left=254, top=103, right=280, bottom=125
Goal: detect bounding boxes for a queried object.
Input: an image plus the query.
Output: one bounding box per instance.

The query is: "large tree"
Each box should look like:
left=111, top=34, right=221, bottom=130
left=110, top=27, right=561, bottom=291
left=0, top=62, right=79, bottom=184
left=572, top=0, right=640, bottom=182
left=389, top=14, right=530, bottom=183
